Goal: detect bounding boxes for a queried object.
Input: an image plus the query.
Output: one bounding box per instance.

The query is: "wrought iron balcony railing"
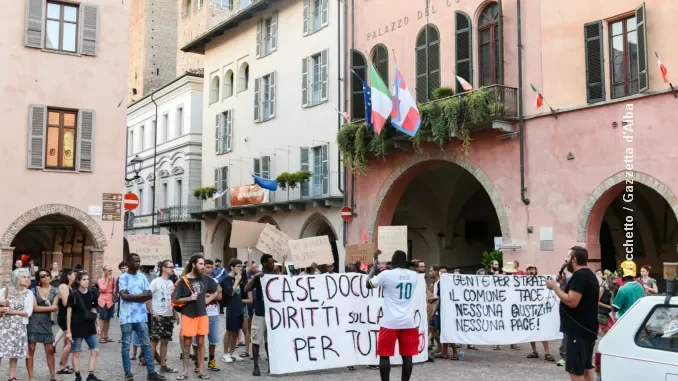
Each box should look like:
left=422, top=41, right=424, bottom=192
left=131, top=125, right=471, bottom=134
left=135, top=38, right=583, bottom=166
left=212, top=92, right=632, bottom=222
left=158, top=206, right=202, bottom=225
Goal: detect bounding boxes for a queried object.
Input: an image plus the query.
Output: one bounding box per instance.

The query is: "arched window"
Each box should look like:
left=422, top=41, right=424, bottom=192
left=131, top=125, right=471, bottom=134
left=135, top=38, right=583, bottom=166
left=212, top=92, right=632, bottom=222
left=223, top=69, right=234, bottom=98
left=210, top=75, right=220, bottom=104
left=478, top=2, right=502, bottom=86
left=415, top=24, right=440, bottom=103
left=238, top=62, right=249, bottom=92
left=455, top=11, right=473, bottom=93
left=350, top=50, right=367, bottom=120
left=371, top=44, right=389, bottom=84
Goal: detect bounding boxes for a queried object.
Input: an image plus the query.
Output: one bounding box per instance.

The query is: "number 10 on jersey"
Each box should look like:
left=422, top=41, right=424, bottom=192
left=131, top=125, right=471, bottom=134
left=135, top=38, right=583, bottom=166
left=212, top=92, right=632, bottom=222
left=396, top=282, right=412, bottom=299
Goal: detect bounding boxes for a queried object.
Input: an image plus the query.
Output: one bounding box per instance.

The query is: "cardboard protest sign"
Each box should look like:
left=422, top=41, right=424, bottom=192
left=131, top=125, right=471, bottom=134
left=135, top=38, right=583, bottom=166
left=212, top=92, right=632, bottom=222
left=287, top=236, right=334, bottom=268
left=127, top=234, right=171, bottom=265
left=345, top=243, right=376, bottom=264
left=229, top=221, right=267, bottom=249
left=255, top=223, right=289, bottom=261
left=377, top=226, right=407, bottom=261
left=439, top=274, right=562, bottom=345
left=263, top=274, right=428, bottom=374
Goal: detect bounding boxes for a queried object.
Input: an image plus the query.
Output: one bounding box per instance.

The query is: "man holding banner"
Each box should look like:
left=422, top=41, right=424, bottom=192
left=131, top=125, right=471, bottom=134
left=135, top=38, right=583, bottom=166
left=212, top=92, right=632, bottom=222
left=244, top=254, right=276, bottom=377
left=367, top=250, right=418, bottom=381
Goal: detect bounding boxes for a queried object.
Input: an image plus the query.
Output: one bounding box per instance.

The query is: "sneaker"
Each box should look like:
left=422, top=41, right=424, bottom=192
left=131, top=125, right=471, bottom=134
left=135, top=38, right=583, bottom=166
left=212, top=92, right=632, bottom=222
left=208, top=360, right=220, bottom=371
left=147, top=372, right=166, bottom=381
left=221, top=354, right=234, bottom=363
left=557, top=359, right=566, bottom=367
left=75, top=377, right=82, bottom=381
left=159, top=366, right=178, bottom=374
left=86, top=374, right=103, bottom=381
left=231, top=353, right=244, bottom=362
left=125, top=374, right=134, bottom=381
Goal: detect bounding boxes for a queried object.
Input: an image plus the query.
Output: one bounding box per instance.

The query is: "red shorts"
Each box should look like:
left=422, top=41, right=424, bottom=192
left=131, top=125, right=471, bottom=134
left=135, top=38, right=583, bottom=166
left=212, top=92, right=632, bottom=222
left=376, top=327, right=420, bottom=357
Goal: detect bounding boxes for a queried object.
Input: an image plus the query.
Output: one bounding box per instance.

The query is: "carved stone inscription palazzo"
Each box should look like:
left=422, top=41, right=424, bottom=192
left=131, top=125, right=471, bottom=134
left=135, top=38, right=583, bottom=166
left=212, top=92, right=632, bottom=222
left=365, top=0, right=462, bottom=41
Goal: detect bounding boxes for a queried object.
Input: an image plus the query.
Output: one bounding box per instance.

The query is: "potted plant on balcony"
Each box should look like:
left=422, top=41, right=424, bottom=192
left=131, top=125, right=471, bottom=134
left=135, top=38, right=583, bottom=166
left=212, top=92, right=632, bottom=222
left=193, top=186, right=216, bottom=201
left=276, top=172, right=291, bottom=191
left=275, top=170, right=312, bottom=190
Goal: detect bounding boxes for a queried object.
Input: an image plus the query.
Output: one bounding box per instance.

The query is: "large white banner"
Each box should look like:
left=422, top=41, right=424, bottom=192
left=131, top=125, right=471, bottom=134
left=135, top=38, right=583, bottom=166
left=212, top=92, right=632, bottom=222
left=439, top=274, right=563, bottom=345
left=263, top=273, right=428, bottom=374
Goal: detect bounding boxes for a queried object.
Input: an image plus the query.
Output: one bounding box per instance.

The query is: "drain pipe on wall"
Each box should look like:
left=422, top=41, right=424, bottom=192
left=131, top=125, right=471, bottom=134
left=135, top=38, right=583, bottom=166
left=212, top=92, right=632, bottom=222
left=150, top=92, right=160, bottom=233
left=344, top=0, right=357, bottom=247
left=517, top=0, right=530, bottom=205
left=337, top=0, right=344, bottom=198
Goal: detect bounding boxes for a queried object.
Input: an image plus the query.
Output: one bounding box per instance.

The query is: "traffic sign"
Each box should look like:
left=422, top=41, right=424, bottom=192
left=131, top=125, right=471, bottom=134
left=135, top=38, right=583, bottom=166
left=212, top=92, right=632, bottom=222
left=124, top=192, right=140, bottom=211
left=340, top=206, right=353, bottom=221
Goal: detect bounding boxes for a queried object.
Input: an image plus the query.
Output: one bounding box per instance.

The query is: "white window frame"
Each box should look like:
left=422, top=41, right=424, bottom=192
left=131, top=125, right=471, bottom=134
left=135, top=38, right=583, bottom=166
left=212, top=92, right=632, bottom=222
left=303, top=0, right=328, bottom=36
left=162, top=112, right=169, bottom=143
left=175, top=178, right=183, bottom=207
left=175, top=105, right=184, bottom=137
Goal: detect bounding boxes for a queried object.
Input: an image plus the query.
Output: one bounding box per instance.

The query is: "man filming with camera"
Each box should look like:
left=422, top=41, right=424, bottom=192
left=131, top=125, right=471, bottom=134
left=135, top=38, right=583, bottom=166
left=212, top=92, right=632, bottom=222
left=546, top=246, right=599, bottom=381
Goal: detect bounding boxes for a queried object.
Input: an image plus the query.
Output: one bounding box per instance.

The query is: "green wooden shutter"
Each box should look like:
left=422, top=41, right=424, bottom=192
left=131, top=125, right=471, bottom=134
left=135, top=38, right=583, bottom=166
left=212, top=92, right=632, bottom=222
left=427, top=25, right=441, bottom=100
left=415, top=28, right=428, bottom=103
left=455, top=11, right=473, bottom=94
left=584, top=20, right=605, bottom=104
left=635, top=2, right=649, bottom=92
left=350, top=50, right=366, bottom=120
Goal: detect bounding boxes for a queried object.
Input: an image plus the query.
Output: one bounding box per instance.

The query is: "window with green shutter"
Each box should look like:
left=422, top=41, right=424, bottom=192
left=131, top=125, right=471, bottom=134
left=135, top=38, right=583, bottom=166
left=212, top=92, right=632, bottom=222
left=351, top=50, right=367, bottom=120
left=371, top=44, right=389, bottom=85
left=455, top=11, right=473, bottom=94
left=585, top=20, right=605, bottom=103
left=415, top=24, right=441, bottom=103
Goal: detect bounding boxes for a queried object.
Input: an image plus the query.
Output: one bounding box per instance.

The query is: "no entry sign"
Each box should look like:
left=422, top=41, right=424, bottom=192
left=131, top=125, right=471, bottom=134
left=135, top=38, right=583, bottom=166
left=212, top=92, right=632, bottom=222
left=340, top=206, right=353, bottom=221
left=124, top=192, right=139, bottom=211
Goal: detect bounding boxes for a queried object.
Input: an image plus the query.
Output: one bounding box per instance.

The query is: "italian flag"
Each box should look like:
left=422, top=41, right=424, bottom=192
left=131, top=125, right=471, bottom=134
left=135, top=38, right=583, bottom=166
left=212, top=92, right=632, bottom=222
left=369, top=64, right=392, bottom=135
left=531, top=83, right=543, bottom=108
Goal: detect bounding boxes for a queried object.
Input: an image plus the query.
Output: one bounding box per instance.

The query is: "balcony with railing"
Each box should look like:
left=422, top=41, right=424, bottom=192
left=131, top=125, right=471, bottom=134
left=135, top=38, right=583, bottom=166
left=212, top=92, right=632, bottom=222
left=158, top=206, right=203, bottom=225
left=195, top=170, right=343, bottom=220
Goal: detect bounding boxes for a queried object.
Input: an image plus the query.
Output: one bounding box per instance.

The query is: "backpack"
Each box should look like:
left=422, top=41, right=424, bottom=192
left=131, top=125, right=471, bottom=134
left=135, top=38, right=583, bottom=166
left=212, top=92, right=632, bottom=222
left=171, top=276, right=193, bottom=313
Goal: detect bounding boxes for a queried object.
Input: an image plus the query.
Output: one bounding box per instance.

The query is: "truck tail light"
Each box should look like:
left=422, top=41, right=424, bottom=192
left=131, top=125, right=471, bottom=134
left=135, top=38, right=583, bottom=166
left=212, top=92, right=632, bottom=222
left=594, top=352, right=601, bottom=374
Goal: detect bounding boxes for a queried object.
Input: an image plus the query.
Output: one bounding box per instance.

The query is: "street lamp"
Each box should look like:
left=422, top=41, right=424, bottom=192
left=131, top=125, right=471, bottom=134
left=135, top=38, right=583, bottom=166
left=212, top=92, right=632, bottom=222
left=125, top=155, right=143, bottom=182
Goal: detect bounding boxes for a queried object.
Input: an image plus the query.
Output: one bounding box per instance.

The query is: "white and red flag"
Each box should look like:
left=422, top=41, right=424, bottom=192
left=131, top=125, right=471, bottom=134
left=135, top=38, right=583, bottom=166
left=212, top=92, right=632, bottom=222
left=390, top=67, right=421, bottom=137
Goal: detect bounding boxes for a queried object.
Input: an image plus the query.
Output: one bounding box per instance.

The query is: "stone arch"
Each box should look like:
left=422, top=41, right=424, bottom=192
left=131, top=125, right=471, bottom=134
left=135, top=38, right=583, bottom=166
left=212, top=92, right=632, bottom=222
left=1, top=204, right=107, bottom=248
left=577, top=171, right=678, bottom=243
left=257, top=215, right=279, bottom=228
left=298, top=212, right=338, bottom=239
left=210, top=218, right=232, bottom=244
left=368, top=151, right=510, bottom=243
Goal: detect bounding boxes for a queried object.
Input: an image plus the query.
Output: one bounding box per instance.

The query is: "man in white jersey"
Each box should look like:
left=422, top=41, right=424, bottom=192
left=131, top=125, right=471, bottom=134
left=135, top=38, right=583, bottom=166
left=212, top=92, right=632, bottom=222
left=367, top=250, right=418, bottom=381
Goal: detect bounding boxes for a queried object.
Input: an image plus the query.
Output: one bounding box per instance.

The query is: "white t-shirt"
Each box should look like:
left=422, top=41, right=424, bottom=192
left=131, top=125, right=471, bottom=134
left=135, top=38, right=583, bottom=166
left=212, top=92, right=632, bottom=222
left=206, top=277, right=220, bottom=317
left=149, top=277, right=174, bottom=317
left=369, top=268, right=419, bottom=329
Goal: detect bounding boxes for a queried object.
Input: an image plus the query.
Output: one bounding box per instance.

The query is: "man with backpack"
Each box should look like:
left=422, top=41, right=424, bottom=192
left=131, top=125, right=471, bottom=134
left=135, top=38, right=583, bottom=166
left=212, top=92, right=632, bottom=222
left=172, top=254, right=218, bottom=380
left=119, top=253, right=166, bottom=381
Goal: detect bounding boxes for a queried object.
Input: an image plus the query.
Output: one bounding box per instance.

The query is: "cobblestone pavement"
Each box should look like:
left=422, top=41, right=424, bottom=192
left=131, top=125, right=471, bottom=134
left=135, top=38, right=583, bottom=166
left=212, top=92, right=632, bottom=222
left=13, top=318, right=570, bottom=381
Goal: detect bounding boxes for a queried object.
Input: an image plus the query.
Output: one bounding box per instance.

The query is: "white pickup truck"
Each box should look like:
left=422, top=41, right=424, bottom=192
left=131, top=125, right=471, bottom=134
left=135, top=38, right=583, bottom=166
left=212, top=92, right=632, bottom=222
left=596, top=294, right=678, bottom=381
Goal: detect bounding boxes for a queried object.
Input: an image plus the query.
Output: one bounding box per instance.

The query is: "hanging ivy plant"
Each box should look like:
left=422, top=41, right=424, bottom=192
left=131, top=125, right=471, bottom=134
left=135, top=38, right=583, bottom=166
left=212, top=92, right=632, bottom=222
left=336, top=86, right=502, bottom=173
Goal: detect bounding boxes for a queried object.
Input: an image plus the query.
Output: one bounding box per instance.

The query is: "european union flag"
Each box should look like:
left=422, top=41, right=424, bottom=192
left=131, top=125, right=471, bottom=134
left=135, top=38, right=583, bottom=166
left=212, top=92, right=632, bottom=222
left=351, top=70, right=373, bottom=132
left=252, top=174, right=278, bottom=191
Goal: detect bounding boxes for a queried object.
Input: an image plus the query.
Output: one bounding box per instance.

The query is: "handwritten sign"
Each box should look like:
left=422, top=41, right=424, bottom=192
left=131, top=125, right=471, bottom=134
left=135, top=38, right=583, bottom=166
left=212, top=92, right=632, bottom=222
left=345, top=243, right=376, bottom=264
left=263, top=274, right=428, bottom=374
left=287, top=236, right=333, bottom=268
left=229, top=221, right=267, bottom=249
left=439, top=274, right=562, bottom=345
left=377, top=226, right=407, bottom=261
left=255, top=224, right=289, bottom=261
left=127, top=234, right=171, bottom=265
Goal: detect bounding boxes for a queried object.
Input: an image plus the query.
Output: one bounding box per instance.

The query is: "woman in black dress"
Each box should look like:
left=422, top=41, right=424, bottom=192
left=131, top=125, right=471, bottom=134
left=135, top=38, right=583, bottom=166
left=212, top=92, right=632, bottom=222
left=56, top=269, right=75, bottom=375
left=27, top=268, right=59, bottom=381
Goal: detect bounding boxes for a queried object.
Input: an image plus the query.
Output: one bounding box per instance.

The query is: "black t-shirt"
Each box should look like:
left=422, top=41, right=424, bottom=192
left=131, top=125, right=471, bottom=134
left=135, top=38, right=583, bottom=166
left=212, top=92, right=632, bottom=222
left=69, top=288, right=97, bottom=338
left=173, top=274, right=217, bottom=318
left=560, top=267, right=599, bottom=340
left=252, top=277, right=265, bottom=317
left=222, top=275, right=243, bottom=318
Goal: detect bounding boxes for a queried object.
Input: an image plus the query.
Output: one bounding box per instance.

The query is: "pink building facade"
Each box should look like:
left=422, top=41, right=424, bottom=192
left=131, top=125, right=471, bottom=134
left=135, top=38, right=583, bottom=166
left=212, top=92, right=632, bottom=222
left=345, top=0, right=678, bottom=279
left=0, top=0, right=129, bottom=283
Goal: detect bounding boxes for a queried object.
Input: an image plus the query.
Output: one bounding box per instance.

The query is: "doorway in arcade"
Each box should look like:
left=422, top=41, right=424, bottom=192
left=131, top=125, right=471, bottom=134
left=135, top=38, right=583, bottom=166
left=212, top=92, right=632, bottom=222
left=597, top=183, right=677, bottom=291
left=388, top=162, right=502, bottom=272
left=11, top=215, right=96, bottom=271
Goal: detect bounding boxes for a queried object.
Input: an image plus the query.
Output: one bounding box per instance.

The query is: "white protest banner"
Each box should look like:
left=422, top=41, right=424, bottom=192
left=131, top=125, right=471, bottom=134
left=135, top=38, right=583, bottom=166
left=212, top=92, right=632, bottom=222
left=263, top=273, right=428, bottom=374
left=229, top=221, right=267, bottom=249
left=255, top=224, right=289, bottom=261
left=127, top=234, right=171, bottom=265
left=287, top=236, right=334, bottom=268
left=377, top=226, right=407, bottom=261
left=439, top=274, right=562, bottom=345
